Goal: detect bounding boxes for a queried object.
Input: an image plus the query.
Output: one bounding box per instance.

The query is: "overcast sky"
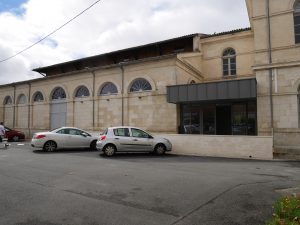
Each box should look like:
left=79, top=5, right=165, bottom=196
left=0, top=0, right=250, bottom=84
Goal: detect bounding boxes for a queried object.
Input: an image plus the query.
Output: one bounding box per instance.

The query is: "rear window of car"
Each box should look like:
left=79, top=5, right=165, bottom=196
left=113, top=128, right=130, bottom=137
left=100, top=129, right=108, bottom=135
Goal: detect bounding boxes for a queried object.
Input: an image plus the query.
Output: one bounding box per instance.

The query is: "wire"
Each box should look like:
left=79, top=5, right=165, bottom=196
left=0, top=0, right=102, bottom=63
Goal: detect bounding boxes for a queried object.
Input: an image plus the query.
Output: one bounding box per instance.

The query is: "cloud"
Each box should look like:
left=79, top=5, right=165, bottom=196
left=0, top=0, right=250, bottom=84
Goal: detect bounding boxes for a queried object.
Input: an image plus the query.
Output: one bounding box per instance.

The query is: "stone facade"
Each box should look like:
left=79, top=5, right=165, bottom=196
left=0, top=0, right=300, bottom=155
left=248, top=0, right=300, bottom=148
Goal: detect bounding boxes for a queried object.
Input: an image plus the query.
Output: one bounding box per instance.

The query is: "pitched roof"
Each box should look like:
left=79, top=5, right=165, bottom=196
left=201, top=27, right=251, bottom=39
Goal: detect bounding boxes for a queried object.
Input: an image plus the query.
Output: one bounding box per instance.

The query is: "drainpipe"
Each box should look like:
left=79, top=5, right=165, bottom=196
left=13, top=84, right=16, bottom=128
left=120, top=64, right=125, bottom=126
left=266, top=0, right=274, bottom=135
left=92, top=70, right=95, bottom=130
left=85, top=67, right=96, bottom=130
left=28, top=83, right=31, bottom=137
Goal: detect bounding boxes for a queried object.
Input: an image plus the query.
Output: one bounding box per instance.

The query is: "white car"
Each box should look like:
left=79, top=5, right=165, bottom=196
left=31, top=127, right=97, bottom=152
left=96, top=126, right=172, bottom=156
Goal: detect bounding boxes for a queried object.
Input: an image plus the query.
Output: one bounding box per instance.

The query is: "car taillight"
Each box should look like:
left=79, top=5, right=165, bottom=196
left=101, top=135, right=106, bottom=141
left=35, top=134, right=46, bottom=139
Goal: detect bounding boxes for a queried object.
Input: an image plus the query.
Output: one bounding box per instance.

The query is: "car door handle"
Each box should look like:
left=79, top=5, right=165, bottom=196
left=115, top=138, right=119, bottom=140
left=133, top=139, right=138, bottom=141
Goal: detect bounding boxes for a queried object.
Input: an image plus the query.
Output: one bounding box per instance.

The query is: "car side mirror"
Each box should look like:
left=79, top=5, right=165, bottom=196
left=148, top=135, right=154, bottom=139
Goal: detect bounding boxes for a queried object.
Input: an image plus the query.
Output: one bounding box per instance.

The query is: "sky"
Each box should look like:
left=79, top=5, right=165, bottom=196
left=0, top=0, right=250, bottom=84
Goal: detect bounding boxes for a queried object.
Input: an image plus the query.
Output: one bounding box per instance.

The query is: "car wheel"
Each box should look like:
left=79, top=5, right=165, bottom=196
left=90, top=140, right=97, bottom=150
left=155, top=144, right=166, bottom=155
left=103, top=144, right=116, bottom=156
left=12, top=135, right=19, bottom=142
left=43, top=141, right=57, bottom=152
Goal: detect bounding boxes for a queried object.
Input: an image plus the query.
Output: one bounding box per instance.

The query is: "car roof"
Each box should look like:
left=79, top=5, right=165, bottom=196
left=108, top=126, right=142, bottom=130
left=56, top=127, right=84, bottom=130
left=52, top=127, right=89, bottom=132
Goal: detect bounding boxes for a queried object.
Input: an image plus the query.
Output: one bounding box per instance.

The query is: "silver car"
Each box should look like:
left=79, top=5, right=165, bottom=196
left=31, top=127, right=98, bottom=152
left=96, top=126, right=172, bottom=156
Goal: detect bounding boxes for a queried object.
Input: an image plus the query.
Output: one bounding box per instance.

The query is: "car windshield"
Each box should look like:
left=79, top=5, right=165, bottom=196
left=4, top=127, right=11, bottom=131
left=50, top=128, right=61, bottom=133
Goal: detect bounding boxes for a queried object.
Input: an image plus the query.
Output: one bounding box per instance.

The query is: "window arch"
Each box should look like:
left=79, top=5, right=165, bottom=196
left=3, top=96, right=12, bottom=105
left=129, top=78, right=152, bottom=92
left=294, top=0, right=300, bottom=43
left=33, top=91, right=44, bottom=102
left=99, top=82, right=118, bottom=95
left=52, top=87, right=66, bottom=100
left=223, top=48, right=236, bottom=76
left=75, top=86, right=90, bottom=98
left=17, top=94, right=27, bottom=104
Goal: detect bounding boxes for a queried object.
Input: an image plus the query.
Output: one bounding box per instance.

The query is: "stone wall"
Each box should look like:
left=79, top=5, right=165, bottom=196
left=0, top=57, right=193, bottom=137
left=162, top=134, right=273, bottom=160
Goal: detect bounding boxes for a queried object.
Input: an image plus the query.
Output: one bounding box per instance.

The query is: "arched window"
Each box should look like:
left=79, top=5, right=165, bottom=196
left=18, top=94, right=27, bottom=104
left=3, top=96, right=12, bottom=105
left=52, top=87, right=66, bottom=100
left=99, top=82, right=118, bottom=95
left=75, top=86, right=90, bottom=97
left=33, top=92, right=44, bottom=102
left=294, top=1, right=300, bottom=43
left=190, top=80, right=196, bottom=84
left=223, top=48, right=236, bottom=76
left=129, top=78, right=152, bottom=92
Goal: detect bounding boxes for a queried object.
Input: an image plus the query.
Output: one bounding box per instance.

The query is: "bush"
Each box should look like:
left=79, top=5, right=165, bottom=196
left=266, top=196, right=300, bottom=225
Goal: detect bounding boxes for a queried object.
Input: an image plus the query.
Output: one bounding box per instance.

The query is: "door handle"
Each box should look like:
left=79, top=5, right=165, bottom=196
left=115, top=138, right=119, bottom=140
left=133, top=139, right=138, bottom=141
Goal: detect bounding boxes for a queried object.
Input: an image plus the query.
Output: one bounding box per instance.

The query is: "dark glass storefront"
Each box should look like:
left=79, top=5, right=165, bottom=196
left=167, top=78, right=257, bottom=136
left=180, top=101, right=257, bottom=135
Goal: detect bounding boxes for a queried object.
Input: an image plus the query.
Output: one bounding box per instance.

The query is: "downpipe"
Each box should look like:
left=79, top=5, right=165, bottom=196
left=266, top=0, right=274, bottom=142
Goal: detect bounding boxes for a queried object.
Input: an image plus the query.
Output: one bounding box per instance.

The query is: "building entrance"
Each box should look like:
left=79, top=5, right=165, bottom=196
left=216, top=105, right=231, bottom=135
left=180, top=101, right=256, bottom=136
left=50, top=101, right=67, bottom=130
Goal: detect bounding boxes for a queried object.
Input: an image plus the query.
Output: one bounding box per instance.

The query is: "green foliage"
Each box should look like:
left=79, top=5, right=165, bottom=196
left=266, top=196, right=300, bottom=225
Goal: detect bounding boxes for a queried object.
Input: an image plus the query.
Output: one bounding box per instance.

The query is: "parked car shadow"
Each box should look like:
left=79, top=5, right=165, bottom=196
left=99, top=152, right=179, bottom=159
left=33, top=148, right=97, bottom=154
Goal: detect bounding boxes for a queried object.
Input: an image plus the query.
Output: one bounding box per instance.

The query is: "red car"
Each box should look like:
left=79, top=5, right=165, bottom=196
left=5, top=127, right=25, bottom=142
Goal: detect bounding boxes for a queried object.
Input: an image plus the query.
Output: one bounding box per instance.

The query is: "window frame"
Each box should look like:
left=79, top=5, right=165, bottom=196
left=33, top=92, right=44, bottom=102
left=129, top=78, right=152, bottom=93
left=75, top=86, right=90, bottom=98
left=99, top=82, right=118, bottom=96
left=3, top=96, right=12, bottom=105
left=113, top=128, right=130, bottom=137
left=294, top=0, right=300, bottom=43
left=222, top=48, right=236, bottom=76
left=52, top=87, right=66, bottom=100
left=17, top=94, right=27, bottom=105
left=131, top=128, right=151, bottom=138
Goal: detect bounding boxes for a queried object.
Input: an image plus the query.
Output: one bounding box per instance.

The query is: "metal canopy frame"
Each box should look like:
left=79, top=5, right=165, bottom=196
left=167, top=78, right=256, bottom=104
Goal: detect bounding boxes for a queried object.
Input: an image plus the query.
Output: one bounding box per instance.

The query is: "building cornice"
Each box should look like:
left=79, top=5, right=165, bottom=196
left=251, top=9, right=293, bottom=21
left=253, top=60, right=300, bottom=71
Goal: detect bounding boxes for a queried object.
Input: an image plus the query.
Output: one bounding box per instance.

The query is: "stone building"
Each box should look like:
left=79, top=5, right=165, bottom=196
left=0, top=0, right=300, bottom=158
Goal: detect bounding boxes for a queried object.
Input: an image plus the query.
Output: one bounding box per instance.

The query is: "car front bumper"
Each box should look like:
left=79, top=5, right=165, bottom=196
left=96, top=140, right=104, bottom=151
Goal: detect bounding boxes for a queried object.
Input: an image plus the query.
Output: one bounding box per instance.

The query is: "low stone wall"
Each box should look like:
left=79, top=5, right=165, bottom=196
left=25, top=129, right=274, bottom=160
left=160, top=134, right=274, bottom=160
left=274, top=129, right=300, bottom=148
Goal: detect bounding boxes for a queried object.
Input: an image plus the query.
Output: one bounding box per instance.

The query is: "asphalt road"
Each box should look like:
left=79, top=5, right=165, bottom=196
left=0, top=143, right=300, bottom=225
